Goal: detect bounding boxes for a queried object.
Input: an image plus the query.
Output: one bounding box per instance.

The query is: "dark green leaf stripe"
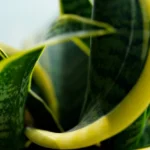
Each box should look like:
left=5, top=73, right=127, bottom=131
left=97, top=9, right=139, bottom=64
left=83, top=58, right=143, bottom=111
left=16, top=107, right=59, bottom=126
left=0, top=46, right=43, bottom=149
left=79, top=0, right=149, bottom=149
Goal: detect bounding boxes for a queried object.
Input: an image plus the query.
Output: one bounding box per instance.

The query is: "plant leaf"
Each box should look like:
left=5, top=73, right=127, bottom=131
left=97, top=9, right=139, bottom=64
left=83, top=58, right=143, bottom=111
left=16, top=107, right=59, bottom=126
left=32, top=63, right=59, bottom=119
left=81, top=0, right=150, bottom=149
left=39, top=0, right=91, bottom=130
left=25, top=0, right=150, bottom=149
left=29, top=90, right=63, bottom=132
left=26, top=0, right=150, bottom=149
left=0, top=43, right=60, bottom=123
left=36, top=13, right=115, bottom=129
left=0, top=46, right=43, bottom=149
left=25, top=49, right=150, bottom=149
left=37, top=14, right=115, bottom=47
left=59, top=0, right=91, bottom=55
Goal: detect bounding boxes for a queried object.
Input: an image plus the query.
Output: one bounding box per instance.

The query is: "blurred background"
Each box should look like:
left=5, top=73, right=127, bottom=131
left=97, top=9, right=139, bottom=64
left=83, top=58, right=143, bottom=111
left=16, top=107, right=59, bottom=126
left=0, top=0, right=59, bottom=48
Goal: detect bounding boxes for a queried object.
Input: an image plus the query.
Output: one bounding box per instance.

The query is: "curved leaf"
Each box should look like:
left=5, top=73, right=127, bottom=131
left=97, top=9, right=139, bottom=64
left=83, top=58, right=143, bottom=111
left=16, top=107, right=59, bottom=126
left=32, top=64, right=59, bottom=118
left=25, top=0, right=150, bottom=149
left=37, top=14, right=114, bottom=129
left=80, top=0, right=150, bottom=149
left=29, top=90, right=63, bottom=132
left=25, top=51, right=150, bottom=149
left=39, top=0, right=91, bottom=130
left=39, top=14, right=115, bottom=47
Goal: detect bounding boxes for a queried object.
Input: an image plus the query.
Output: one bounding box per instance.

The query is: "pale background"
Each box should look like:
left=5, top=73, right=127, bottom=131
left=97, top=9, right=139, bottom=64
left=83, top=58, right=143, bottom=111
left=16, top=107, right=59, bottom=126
left=0, top=0, right=59, bottom=48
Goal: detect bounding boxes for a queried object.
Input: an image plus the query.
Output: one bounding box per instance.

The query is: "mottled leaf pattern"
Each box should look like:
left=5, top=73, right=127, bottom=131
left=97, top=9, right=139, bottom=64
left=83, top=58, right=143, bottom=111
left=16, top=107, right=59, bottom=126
left=0, top=47, right=43, bottom=149
left=60, top=0, right=91, bottom=17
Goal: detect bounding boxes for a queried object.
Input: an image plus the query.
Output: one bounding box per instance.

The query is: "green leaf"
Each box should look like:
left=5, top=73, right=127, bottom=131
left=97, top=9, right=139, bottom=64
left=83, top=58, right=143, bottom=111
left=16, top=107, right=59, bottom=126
left=81, top=0, right=150, bottom=149
left=40, top=42, right=88, bottom=130
left=0, top=43, right=63, bottom=135
left=0, top=43, right=62, bottom=129
left=31, top=64, right=59, bottom=122
left=36, top=13, right=115, bottom=130
left=25, top=0, right=150, bottom=149
left=0, top=46, right=43, bottom=149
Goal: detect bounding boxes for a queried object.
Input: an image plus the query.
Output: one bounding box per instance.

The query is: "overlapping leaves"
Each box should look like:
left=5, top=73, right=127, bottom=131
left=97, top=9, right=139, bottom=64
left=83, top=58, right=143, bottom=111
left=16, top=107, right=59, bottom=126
left=25, top=0, right=150, bottom=150
left=0, top=0, right=150, bottom=149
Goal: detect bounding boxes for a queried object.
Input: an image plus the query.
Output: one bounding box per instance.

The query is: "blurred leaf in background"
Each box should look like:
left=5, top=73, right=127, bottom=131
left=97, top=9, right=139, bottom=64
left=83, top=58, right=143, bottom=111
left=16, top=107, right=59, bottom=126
left=35, top=0, right=92, bottom=130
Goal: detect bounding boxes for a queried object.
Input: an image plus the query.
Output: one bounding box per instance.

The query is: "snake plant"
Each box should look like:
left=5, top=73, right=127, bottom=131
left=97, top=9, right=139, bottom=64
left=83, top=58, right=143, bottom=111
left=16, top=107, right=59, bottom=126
left=0, top=0, right=150, bottom=149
